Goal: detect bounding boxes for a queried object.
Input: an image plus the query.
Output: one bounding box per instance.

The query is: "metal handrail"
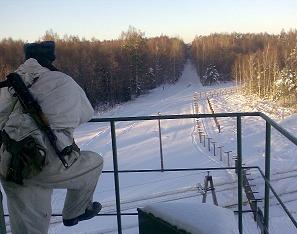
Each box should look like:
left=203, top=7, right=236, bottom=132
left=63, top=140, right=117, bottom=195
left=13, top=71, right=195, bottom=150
left=89, top=112, right=262, bottom=122
left=89, top=112, right=297, bottom=234
left=2, top=112, right=297, bottom=234
left=260, top=112, right=297, bottom=146
left=256, top=167, right=297, bottom=228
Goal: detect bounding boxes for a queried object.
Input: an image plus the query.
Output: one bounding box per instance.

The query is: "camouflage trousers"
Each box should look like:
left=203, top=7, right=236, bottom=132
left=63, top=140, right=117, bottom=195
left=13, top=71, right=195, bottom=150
left=1, top=151, right=103, bottom=234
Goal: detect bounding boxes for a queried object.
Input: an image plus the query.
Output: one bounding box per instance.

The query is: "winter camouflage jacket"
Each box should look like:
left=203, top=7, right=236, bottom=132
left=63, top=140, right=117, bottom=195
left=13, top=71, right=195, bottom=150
left=0, top=58, right=94, bottom=178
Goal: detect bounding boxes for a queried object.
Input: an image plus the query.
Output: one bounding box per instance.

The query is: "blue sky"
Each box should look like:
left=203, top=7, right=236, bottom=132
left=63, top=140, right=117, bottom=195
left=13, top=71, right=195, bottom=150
left=0, top=0, right=297, bottom=43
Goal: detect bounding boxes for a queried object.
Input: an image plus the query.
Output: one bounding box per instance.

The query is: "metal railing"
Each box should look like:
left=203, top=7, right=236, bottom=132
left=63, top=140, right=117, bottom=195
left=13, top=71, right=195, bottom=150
left=87, top=112, right=297, bottom=234
left=2, top=112, right=297, bottom=234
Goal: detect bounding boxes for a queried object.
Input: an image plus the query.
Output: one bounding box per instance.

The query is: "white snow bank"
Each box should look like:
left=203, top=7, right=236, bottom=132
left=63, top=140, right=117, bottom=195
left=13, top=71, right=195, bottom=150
left=142, top=202, right=239, bottom=234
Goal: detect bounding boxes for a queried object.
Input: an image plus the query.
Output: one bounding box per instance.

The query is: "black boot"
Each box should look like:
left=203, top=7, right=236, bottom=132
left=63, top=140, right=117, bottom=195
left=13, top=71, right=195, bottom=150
left=63, top=202, right=102, bottom=226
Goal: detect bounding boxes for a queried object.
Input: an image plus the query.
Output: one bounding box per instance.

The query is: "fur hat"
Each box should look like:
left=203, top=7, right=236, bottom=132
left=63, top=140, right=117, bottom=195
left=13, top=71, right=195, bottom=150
left=24, top=41, right=56, bottom=62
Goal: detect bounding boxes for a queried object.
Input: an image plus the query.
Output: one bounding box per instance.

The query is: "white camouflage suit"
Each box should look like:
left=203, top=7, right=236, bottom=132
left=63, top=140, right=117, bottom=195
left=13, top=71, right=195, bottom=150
left=0, top=59, right=104, bottom=233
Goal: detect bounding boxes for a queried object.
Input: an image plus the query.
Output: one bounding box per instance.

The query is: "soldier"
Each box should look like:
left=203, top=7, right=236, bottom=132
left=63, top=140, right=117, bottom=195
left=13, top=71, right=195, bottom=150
left=0, top=41, right=104, bottom=233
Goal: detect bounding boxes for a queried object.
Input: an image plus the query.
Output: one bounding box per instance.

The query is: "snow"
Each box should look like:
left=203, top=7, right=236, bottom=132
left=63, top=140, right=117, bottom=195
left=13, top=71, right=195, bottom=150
left=142, top=202, right=238, bottom=234
left=2, top=60, right=297, bottom=234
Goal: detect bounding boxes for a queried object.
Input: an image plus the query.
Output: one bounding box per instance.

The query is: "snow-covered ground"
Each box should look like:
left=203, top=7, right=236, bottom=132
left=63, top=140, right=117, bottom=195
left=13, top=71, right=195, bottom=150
left=3, top=60, right=297, bottom=233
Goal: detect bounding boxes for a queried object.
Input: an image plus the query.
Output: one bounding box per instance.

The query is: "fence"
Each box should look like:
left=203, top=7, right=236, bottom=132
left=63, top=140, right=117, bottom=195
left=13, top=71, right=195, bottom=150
left=194, top=86, right=240, bottom=100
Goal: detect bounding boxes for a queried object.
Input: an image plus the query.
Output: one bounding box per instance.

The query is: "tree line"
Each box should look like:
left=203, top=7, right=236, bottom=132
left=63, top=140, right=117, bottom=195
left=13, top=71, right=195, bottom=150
left=0, top=27, right=186, bottom=108
left=2, top=29, right=296, bottom=108
left=191, top=30, right=297, bottom=106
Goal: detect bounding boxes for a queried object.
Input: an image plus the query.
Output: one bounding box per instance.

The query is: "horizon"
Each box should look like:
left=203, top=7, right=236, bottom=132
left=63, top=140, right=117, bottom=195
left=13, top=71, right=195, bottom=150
left=1, top=0, right=297, bottom=43
left=1, top=27, right=297, bottom=44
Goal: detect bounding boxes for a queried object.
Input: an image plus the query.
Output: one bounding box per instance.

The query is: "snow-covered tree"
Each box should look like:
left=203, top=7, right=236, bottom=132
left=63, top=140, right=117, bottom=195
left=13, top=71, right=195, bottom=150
left=286, top=45, right=297, bottom=69
left=202, top=65, right=220, bottom=86
left=274, top=67, right=297, bottom=99
left=274, top=42, right=297, bottom=100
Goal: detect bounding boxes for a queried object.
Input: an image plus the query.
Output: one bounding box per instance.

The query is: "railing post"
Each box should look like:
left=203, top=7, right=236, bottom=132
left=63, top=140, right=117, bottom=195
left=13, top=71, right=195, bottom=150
left=218, top=146, right=223, bottom=161
left=198, top=131, right=203, bottom=143
left=212, top=142, right=216, bottom=156
left=264, top=122, right=271, bottom=232
left=207, top=137, right=212, bottom=151
left=225, top=151, right=232, bottom=166
left=110, top=121, right=122, bottom=234
left=237, top=116, right=243, bottom=234
left=158, top=112, right=164, bottom=171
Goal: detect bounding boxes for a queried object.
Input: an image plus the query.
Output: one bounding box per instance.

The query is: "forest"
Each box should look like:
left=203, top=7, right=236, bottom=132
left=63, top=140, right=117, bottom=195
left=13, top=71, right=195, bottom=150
left=1, top=29, right=297, bottom=108
left=0, top=27, right=186, bottom=108
left=191, top=30, right=297, bottom=107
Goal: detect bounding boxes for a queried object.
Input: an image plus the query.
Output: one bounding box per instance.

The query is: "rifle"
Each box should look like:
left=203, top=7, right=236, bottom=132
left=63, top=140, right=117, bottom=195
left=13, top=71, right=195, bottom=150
left=0, top=73, right=70, bottom=168
left=0, top=190, right=6, bottom=234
